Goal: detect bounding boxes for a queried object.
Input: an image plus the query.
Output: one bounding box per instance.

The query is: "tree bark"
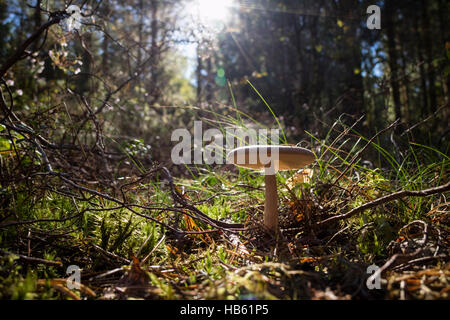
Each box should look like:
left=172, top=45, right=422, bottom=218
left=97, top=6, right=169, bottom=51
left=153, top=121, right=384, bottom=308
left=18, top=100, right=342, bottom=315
left=414, top=16, right=429, bottom=117
left=420, top=0, right=437, bottom=113
left=149, top=0, right=160, bottom=105
left=385, top=0, right=402, bottom=121
left=196, top=45, right=203, bottom=103
left=32, top=0, right=42, bottom=52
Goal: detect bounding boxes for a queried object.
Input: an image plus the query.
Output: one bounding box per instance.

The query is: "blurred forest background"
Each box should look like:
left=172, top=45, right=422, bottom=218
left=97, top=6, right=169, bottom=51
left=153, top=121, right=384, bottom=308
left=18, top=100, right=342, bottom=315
left=1, top=0, right=448, bottom=170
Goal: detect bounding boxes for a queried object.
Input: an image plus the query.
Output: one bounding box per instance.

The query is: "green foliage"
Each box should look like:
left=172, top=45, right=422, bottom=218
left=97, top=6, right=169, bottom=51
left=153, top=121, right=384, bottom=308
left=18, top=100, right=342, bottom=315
left=0, top=255, right=36, bottom=300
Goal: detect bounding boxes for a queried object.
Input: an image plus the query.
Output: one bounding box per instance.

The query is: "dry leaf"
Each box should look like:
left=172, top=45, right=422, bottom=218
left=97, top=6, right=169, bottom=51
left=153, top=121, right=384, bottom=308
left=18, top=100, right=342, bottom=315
left=286, top=169, right=312, bottom=189
left=125, top=256, right=150, bottom=286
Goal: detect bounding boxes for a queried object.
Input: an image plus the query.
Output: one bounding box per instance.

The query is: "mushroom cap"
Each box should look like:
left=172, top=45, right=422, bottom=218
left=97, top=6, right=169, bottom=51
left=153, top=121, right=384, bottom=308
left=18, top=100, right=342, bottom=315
left=227, top=145, right=315, bottom=172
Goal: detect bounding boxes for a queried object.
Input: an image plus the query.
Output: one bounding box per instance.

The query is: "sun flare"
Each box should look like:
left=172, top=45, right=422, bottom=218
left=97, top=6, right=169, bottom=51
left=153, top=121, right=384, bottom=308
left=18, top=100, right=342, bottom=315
left=189, top=0, right=233, bottom=25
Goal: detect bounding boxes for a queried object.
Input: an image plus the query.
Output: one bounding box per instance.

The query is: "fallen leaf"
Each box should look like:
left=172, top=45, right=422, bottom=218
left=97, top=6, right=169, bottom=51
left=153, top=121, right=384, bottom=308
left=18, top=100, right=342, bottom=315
left=286, top=169, right=312, bottom=189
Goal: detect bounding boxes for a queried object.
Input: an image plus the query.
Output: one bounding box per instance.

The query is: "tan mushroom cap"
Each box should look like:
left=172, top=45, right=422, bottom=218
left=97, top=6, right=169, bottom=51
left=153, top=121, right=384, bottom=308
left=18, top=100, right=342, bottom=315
left=227, top=145, right=315, bottom=171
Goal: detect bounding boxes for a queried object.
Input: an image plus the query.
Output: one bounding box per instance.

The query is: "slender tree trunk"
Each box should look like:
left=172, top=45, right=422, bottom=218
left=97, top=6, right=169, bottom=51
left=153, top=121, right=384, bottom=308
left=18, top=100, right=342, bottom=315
left=32, top=0, right=41, bottom=52
left=400, top=38, right=411, bottom=126
left=101, top=35, right=109, bottom=76
left=81, top=33, right=92, bottom=102
left=385, top=0, right=402, bottom=121
left=420, top=0, right=437, bottom=113
left=196, top=45, right=202, bottom=103
left=339, top=0, right=364, bottom=118
left=149, top=0, right=160, bottom=105
left=137, top=0, right=144, bottom=102
left=101, top=3, right=110, bottom=76
left=310, top=14, right=320, bottom=111
left=205, top=57, right=213, bottom=103
left=437, top=0, right=449, bottom=103
left=414, top=17, right=429, bottom=117
left=32, top=0, right=42, bottom=96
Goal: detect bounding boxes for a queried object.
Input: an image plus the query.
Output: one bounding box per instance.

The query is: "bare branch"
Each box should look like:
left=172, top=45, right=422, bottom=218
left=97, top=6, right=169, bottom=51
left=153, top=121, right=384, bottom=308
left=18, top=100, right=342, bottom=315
left=317, top=181, right=450, bottom=226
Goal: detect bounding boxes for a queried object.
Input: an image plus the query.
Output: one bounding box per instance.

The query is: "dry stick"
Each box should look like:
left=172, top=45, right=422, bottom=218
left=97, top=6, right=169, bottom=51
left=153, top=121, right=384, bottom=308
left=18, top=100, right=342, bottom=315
left=401, top=103, right=449, bottom=136
left=332, top=119, right=400, bottom=187
left=366, top=248, right=425, bottom=287
left=317, top=181, right=450, bottom=226
left=392, top=255, right=448, bottom=272
left=51, top=172, right=180, bottom=233
left=0, top=11, right=68, bottom=77
left=0, top=78, right=16, bottom=122
left=0, top=249, right=62, bottom=267
left=160, top=167, right=246, bottom=231
left=141, top=234, right=166, bottom=265
left=48, top=167, right=244, bottom=233
left=0, top=210, right=84, bottom=228
left=37, top=278, right=96, bottom=297
left=91, top=244, right=130, bottom=264
left=39, top=282, right=81, bottom=300
left=31, top=177, right=228, bottom=236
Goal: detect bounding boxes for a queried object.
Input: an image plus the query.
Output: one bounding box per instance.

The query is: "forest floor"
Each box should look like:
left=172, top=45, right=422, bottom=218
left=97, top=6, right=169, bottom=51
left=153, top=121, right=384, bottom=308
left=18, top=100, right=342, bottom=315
left=0, top=122, right=449, bottom=300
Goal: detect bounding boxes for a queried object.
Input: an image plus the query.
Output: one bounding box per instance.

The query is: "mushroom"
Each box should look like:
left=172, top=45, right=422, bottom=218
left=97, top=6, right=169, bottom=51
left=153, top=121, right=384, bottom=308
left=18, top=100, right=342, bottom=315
left=227, top=145, right=315, bottom=234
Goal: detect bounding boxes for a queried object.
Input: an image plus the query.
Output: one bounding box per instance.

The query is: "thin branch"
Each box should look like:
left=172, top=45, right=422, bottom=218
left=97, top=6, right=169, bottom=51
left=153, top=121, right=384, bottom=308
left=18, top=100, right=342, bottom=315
left=317, top=181, right=450, bottom=226
left=0, top=249, right=62, bottom=267
left=0, top=10, right=68, bottom=77
left=401, top=103, right=449, bottom=136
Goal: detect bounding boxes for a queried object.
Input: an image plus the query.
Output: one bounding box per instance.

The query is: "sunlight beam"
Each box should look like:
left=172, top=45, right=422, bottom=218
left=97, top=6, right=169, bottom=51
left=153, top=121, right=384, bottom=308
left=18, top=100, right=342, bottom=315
left=189, top=0, right=233, bottom=25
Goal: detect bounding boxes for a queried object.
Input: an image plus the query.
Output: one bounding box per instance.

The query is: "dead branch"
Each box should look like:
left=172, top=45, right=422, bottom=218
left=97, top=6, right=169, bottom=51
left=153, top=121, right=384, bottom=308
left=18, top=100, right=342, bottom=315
left=0, top=10, right=69, bottom=77
left=318, top=181, right=450, bottom=226
left=401, top=103, right=449, bottom=136
left=0, top=249, right=62, bottom=267
left=160, top=167, right=246, bottom=231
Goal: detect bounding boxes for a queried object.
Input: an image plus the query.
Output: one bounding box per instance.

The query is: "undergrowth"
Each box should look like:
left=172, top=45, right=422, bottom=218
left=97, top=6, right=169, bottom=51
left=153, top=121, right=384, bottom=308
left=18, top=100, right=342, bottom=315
left=0, top=96, right=448, bottom=300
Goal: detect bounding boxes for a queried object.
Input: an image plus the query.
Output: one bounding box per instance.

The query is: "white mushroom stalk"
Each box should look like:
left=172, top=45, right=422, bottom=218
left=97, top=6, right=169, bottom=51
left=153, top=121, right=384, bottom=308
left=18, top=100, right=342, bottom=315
left=227, top=145, right=315, bottom=234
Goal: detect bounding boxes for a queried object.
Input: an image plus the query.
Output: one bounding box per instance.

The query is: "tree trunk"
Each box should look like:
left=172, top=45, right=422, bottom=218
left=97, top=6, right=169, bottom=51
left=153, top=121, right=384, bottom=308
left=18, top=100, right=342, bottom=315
left=385, top=0, right=402, bottom=121
left=148, top=0, right=160, bottom=105
left=420, top=0, right=437, bottom=113
left=101, top=3, right=110, bottom=76
left=414, top=16, right=429, bottom=118
left=339, top=0, right=364, bottom=119
left=32, top=0, right=42, bottom=52
left=196, top=45, right=202, bottom=103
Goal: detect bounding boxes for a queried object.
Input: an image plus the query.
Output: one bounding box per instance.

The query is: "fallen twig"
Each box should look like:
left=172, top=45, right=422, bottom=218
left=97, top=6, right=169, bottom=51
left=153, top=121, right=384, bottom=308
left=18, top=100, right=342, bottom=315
left=317, top=181, right=450, bottom=226
left=0, top=249, right=62, bottom=267
left=401, top=103, right=449, bottom=136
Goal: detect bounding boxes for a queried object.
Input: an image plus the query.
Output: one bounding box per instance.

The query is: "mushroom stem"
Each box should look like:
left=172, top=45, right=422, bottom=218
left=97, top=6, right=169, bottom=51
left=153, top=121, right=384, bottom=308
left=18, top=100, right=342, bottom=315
left=264, top=173, right=278, bottom=233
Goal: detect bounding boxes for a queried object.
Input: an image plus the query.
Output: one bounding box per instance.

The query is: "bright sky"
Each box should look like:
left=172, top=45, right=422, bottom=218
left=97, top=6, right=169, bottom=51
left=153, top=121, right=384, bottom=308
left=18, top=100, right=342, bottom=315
left=178, top=0, right=235, bottom=85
